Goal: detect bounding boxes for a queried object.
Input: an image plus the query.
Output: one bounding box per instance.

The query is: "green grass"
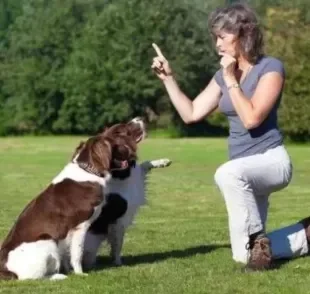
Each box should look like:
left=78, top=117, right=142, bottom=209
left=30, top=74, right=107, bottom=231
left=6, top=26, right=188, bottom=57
left=0, top=136, right=310, bottom=293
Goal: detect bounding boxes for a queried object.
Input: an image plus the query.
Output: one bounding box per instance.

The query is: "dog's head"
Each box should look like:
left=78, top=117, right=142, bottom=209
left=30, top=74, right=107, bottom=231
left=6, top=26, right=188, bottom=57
left=72, top=134, right=137, bottom=178
left=100, top=117, right=146, bottom=179
left=101, top=117, right=146, bottom=144
left=72, top=117, right=146, bottom=179
left=106, top=134, right=137, bottom=173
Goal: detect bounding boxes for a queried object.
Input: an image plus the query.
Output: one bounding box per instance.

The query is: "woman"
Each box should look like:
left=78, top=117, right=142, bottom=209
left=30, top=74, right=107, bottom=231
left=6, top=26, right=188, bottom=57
left=151, top=2, right=310, bottom=271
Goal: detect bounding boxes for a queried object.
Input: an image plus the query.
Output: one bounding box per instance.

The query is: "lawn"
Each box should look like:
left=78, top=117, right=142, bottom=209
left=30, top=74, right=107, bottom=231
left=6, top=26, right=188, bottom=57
left=0, top=136, right=310, bottom=293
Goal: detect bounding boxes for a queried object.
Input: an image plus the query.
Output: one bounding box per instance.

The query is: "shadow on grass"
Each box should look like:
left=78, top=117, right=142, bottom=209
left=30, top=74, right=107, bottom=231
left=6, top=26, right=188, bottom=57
left=92, top=244, right=300, bottom=272
left=93, top=243, right=231, bottom=270
left=272, top=258, right=295, bottom=270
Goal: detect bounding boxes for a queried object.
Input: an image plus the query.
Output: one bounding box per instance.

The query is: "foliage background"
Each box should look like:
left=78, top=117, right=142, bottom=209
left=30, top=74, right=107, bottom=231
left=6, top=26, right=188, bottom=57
left=0, top=0, right=308, bottom=140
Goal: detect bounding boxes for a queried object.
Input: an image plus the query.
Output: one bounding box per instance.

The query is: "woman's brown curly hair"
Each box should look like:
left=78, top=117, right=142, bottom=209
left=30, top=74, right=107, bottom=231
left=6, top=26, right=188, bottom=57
left=208, top=2, right=264, bottom=64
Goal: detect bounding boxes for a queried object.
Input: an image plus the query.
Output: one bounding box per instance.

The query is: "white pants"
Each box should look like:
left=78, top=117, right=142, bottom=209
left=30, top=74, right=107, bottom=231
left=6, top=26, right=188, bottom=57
left=214, top=145, right=307, bottom=264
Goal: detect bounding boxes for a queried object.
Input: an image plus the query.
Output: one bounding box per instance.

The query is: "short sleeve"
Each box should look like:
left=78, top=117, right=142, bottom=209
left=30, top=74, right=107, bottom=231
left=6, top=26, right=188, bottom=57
left=214, top=69, right=224, bottom=88
left=260, top=57, right=285, bottom=78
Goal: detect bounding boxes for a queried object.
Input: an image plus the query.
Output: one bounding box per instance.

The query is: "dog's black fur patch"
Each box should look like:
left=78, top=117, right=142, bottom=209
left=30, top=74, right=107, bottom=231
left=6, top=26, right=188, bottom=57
left=89, top=193, right=128, bottom=235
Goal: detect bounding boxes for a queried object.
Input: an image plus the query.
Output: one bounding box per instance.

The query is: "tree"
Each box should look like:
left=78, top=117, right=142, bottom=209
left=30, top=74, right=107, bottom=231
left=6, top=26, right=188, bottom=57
left=57, top=0, right=219, bottom=134
left=0, top=0, right=107, bottom=134
left=263, top=6, right=310, bottom=140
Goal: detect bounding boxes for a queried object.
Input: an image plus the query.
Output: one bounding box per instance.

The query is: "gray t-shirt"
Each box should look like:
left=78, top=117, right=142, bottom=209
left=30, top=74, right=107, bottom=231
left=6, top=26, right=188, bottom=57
left=214, top=55, right=284, bottom=160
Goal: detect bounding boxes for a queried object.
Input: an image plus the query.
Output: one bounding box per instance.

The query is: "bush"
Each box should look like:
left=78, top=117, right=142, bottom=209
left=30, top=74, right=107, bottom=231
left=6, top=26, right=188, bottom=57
left=0, top=0, right=219, bottom=135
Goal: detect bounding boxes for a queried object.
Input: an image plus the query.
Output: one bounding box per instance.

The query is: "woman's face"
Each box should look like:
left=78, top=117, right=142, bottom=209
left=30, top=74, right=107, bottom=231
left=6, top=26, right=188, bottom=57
left=215, top=31, right=239, bottom=58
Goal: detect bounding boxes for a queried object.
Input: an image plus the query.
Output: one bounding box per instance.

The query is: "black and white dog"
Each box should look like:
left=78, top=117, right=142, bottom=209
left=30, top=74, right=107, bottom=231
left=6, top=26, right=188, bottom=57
left=82, top=118, right=172, bottom=269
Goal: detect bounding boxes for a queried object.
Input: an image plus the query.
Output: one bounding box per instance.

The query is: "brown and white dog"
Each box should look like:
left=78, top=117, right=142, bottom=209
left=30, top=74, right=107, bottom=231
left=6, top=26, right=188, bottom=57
left=82, top=117, right=172, bottom=270
left=0, top=133, right=136, bottom=280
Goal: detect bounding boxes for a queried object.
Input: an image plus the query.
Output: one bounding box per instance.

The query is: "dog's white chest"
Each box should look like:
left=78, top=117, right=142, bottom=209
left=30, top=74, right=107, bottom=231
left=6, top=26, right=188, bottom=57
left=52, top=163, right=109, bottom=186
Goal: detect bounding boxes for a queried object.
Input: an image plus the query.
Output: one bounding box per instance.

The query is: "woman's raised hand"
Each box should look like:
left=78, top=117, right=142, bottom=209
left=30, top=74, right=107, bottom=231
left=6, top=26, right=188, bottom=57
left=151, top=43, right=173, bottom=81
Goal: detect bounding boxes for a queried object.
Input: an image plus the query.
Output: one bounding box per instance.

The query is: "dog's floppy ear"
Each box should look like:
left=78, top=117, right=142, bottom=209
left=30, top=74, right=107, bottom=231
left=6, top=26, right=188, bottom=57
left=99, top=126, right=109, bottom=135
left=90, top=137, right=112, bottom=173
left=71, top=141, right=85, bottom=161
left=76, top=136, right=112, bottom=174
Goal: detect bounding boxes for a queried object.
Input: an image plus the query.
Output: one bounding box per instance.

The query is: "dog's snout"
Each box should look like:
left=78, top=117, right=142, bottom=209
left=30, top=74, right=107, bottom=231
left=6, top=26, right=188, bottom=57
left=131, top=117, right=144, bottom=124
left=131, top=117, right=145, bottom=130
left=129, top=117, right=147, bottom=142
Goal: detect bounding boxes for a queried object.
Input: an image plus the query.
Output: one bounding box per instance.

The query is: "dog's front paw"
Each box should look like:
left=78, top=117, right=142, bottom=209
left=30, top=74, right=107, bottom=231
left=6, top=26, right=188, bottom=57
left=72, top=263, right=88, bottom=276
left=158, top=158, right=172, bottom=167
left=49, top=273, right=68, bottom=281
left=152, top=158, right=172, bottom=168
